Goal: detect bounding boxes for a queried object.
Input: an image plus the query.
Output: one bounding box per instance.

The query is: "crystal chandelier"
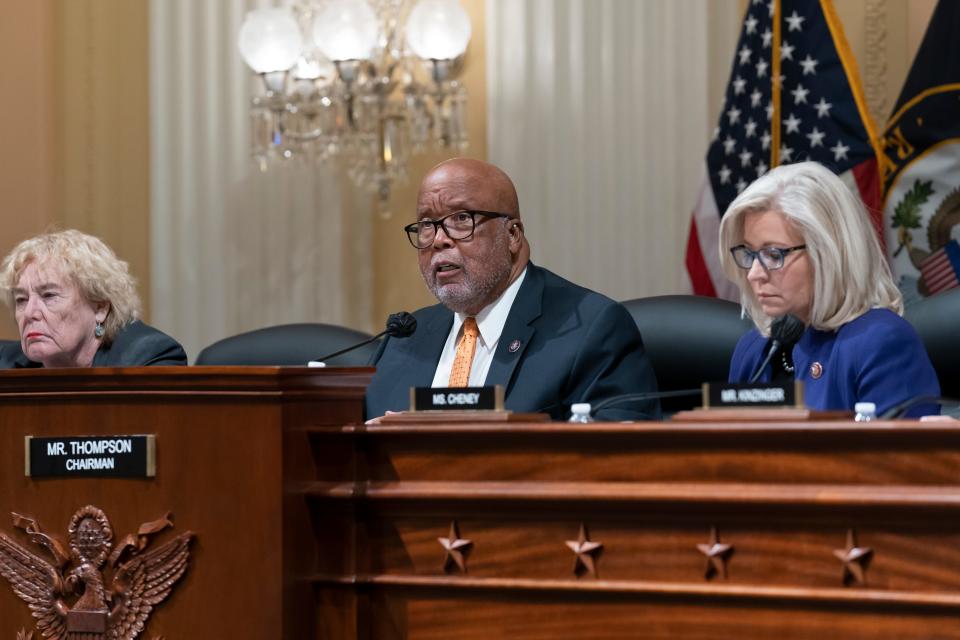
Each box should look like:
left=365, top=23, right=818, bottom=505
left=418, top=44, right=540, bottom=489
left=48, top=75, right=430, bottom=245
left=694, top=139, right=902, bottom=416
left=238, top=0, right=472, bottom=207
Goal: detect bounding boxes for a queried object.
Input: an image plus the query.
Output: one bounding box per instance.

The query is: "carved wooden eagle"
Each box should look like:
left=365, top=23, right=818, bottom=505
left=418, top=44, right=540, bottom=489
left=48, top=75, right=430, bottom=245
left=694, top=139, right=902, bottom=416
left=0, top=506, right=193, bottom=640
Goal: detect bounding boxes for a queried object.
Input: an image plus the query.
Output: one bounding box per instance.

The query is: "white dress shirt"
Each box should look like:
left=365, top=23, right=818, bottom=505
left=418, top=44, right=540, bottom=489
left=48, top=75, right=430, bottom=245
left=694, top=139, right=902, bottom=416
left=431, top=267, right=528, bottom=387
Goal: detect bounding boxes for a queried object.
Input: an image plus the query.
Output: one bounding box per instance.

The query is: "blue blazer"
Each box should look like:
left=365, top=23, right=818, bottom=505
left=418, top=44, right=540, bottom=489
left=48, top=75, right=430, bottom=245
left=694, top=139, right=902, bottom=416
left=729, top=309, right=940, bottom=417
left=365, top=263, right=660, bottom=421
left=0, top=320, right=187, bottom=368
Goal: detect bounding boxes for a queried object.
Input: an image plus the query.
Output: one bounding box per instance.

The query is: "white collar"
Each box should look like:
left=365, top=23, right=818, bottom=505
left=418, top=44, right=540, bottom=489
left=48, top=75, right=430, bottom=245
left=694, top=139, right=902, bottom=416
left=451, top=266, right=528, bottom=349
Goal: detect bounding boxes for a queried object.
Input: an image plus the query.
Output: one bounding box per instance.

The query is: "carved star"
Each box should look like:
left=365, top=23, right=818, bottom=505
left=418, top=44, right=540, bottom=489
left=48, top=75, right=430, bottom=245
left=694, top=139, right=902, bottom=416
left=565, top=523, right=603, bottom=578
left=697, top=527, right=734, bottom=580
left=833, top=528, right=873, bottom=586
left=438, top=521, right=472, bottom=574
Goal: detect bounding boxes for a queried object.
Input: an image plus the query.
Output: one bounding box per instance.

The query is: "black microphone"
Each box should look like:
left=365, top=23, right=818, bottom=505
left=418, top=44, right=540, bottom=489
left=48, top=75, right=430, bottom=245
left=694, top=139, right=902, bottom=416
left=748, top=314, right=804, bottom=384
left=535, top=389, right=700, bottom=419
left=309, top=312, right=417, bottom=364
left=384, top=311, right=417, bottom=339
left=587, top=388, right=702, bottom=417
left=878, top=395, right=959, bottom=420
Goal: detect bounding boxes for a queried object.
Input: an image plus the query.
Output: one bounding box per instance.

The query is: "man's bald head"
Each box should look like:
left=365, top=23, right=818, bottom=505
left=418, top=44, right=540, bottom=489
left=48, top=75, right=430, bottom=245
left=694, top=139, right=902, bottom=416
left=415, top=158, right=529, bottom=314
left=418, top=158, right=520, bottom=220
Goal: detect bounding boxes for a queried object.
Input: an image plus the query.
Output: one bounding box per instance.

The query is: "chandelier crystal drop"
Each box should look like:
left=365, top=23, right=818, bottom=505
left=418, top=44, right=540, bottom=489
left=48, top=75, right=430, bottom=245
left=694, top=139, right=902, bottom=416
left=237, top=0, right=472, bottom=210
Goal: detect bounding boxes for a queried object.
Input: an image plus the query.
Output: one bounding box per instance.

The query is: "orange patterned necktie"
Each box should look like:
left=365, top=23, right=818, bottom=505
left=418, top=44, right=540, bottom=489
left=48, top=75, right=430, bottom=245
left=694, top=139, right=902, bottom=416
left=447, top=317, right=479, bottom=387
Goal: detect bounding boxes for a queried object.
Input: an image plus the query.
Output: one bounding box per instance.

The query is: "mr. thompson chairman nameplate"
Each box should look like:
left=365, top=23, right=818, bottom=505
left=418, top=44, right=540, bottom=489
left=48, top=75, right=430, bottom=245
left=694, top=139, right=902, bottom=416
left=25, top=435, right=156, bottom=478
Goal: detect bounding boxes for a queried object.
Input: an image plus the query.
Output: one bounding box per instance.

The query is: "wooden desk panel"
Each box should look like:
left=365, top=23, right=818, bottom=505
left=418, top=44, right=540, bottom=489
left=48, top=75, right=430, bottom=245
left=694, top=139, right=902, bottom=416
left=3, top=374, right=958, bottom=639
left=309, top=421, right=960, bottom=639
left=0, top=367, right=371, bottom=640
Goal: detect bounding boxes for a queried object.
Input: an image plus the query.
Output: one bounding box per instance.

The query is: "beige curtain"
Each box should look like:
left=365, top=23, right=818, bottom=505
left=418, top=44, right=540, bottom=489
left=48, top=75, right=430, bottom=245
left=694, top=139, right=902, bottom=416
left=486, top=0, right=741, bottom=300
left=149, top=0, right=372, bottom=361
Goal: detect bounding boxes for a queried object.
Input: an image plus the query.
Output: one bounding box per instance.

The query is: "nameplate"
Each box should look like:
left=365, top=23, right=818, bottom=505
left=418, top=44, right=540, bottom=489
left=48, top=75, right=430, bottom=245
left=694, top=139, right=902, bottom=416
left=410, top=386, right=505, bottom=411
left=25, top=435, right=156, bottom=478
left=702, top=381, right=804, bottom=408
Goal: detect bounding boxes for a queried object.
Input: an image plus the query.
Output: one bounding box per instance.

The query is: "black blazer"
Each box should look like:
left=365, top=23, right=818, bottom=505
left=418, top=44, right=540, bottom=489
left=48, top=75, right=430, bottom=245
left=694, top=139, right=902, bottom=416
left=0, top=320, right=187, bottom=368
left=365, top=263, right=660, bottom=421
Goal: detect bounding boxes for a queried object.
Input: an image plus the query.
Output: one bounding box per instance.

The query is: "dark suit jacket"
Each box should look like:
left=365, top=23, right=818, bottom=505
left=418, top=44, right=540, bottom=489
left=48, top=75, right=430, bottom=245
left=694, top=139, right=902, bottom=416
left=0, top=320, right=187, bottom=368
left=365, top=264, right=660, bottom=421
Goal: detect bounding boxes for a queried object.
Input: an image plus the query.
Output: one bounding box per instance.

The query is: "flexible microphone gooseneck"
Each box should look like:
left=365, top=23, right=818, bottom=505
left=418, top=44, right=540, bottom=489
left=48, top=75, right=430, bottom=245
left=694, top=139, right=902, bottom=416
left=748, top=314, right=805, bottom=384
left=310, top=311, right=417, bottom=364
left=878, top=395, right=960, bottom=420
left=587, top=388, right=702, bottom=418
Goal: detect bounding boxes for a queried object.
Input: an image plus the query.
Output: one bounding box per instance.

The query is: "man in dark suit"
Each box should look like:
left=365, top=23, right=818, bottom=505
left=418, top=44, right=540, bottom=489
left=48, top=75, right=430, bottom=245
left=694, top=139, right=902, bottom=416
left=365, top=158, right=659, bottom=421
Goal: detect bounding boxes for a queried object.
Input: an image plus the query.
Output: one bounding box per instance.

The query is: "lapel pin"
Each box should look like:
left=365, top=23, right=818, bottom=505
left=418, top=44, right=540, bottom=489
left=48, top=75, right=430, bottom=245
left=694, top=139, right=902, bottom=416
left=508, top=339, right=522, bottom=353
left=810, top=361, right=823, bottom=379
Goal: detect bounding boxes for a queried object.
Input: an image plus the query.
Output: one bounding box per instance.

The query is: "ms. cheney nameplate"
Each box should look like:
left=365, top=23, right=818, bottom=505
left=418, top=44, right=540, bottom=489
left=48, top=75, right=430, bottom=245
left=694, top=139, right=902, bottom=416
left=411, top=385, right=505, bottom=411
left=25, top=435, right=156, bottom=478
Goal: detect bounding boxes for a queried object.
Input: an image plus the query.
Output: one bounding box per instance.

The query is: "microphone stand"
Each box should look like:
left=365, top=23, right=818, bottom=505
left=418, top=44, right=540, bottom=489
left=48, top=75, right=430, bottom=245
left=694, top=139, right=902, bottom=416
left=748, top=339, right=782, bottom=384
left=308, top=311, right=417, bottom=366
left=310, top=331, right=386, bottom=364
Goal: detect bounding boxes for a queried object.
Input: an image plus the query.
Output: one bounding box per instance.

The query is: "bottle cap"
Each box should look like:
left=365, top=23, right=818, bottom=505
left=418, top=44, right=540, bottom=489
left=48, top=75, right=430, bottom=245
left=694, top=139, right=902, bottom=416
left=570, top=403, right=592, bottom=415
left=854, top=402, right=876, bottom=414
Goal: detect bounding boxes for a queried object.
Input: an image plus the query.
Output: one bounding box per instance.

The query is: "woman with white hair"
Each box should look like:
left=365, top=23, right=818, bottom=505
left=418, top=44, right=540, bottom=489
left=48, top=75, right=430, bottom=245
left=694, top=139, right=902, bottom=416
left=720, top=161, right=939, bottom=417
left=0, top=229, right=186, bottom=368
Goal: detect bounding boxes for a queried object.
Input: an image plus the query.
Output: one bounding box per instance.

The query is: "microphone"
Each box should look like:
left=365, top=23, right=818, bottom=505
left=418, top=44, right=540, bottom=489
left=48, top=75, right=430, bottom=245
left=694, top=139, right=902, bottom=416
left=878, top=395, right=959, bottom=419
left=308, top=311, right=417, bottom=366
left=587, top=388, right=702, bottom=417
left=384, top=311, right=418, bottom=339
left=748, top=314, right=804, bottom=384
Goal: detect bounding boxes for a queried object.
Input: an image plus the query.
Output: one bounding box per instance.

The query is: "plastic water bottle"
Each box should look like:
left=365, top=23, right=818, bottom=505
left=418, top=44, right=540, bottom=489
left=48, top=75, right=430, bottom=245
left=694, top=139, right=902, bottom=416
left=568, top=403, right=594, bottom=423
left=854, top=402, right=877, bottom=422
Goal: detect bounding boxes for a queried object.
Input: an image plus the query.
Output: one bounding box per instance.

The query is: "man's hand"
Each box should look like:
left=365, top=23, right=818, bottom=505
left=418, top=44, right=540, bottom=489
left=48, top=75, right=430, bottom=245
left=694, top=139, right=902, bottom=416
left=365, top=410, right=403, bottom=425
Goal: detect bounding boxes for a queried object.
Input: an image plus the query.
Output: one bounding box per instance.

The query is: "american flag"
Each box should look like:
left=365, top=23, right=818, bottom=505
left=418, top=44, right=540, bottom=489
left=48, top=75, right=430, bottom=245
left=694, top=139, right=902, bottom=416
left=686, top=0, right=883, bottom=298
left=920, top=239, right=960, bottom=295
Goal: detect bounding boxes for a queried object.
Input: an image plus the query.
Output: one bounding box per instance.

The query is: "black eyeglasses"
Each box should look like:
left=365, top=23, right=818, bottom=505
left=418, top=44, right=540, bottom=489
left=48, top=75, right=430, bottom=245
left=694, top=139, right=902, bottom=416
left=730, top=244, right=807, bottom=270
left=404, top=210, right=513, bottom=249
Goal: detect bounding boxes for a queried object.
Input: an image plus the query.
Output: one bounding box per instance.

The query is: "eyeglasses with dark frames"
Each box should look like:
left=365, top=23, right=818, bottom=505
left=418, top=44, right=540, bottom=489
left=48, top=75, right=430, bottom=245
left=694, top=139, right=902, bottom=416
left=404, top=210, right=513, bottom=249
left=730, top=244, right=807, bottom=270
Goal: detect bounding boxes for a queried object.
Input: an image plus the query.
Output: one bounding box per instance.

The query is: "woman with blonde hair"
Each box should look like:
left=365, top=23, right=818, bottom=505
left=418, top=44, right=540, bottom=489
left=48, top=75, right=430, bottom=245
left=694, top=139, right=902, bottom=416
left=0, top=230, right=186, bottom=368
left=720, top=161, right=939, bottom=417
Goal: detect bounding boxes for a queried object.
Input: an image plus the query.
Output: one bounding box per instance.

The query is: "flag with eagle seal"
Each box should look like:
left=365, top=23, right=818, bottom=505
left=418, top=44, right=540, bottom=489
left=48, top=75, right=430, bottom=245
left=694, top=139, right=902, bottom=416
left=881, top=0, right=960, bottom=303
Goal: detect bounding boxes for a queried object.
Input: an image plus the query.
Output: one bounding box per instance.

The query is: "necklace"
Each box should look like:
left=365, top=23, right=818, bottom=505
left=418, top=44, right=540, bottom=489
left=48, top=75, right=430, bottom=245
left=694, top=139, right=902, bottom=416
left=780, top=349, right=795, bottom=374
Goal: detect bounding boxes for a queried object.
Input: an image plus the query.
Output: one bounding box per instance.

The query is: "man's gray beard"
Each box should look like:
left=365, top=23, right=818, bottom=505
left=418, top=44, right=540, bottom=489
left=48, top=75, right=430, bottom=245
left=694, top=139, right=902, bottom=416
left=424, top=239, right=513, bottom=313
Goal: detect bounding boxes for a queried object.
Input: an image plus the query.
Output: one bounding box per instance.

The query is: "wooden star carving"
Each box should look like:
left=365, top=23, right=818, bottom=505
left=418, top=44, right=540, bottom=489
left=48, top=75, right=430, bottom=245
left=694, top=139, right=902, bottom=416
left=696, top=526, right=734, bottom=580
left=565, top=523, right=603, bottom=578
left=833, top=528, right=873, bottom=586
left=438, top=521, right=472, bottom=574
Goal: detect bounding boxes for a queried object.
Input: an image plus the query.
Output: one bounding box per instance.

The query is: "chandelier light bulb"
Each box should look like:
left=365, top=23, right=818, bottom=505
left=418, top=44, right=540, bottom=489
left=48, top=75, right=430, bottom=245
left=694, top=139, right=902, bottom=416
left=238, top=8, right=304, bottom=74
left=404, top=0, right=472, bottom=61
left=312, top=0, right=380, bottom=62
left=292, top=55, right=336, bottom=82
left=239, top=1, right=472, bottom=205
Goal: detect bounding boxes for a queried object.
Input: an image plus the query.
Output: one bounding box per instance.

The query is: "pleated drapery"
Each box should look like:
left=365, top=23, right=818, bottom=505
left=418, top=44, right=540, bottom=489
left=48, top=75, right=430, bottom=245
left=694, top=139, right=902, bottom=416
left=150, top=0, right=372, bottom=360
left=486, top=0, right=741, bottom=300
